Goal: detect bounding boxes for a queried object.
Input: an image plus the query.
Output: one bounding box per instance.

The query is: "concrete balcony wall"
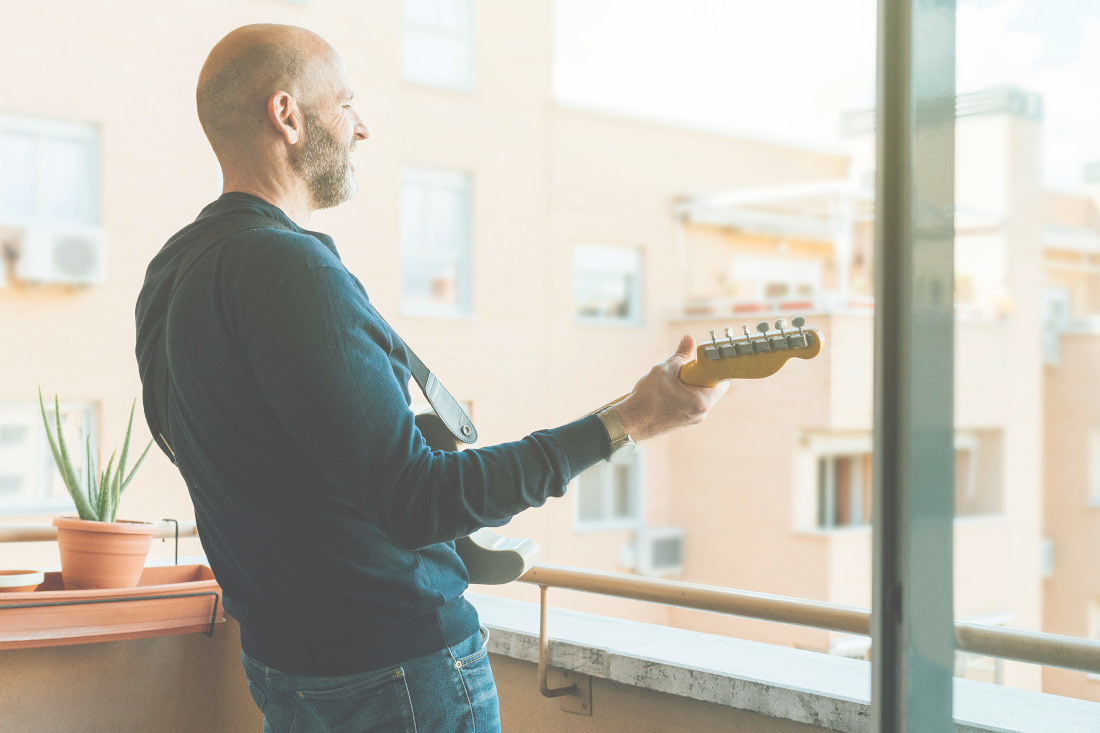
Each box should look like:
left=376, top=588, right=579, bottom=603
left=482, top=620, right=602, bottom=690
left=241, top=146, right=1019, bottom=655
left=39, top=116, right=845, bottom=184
left=493, top=655, right=824, bottom=733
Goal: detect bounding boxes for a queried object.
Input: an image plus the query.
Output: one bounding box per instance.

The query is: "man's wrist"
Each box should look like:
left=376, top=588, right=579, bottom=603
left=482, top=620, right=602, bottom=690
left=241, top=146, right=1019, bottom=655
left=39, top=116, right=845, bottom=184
left=596, top=407, right=637, bottom=462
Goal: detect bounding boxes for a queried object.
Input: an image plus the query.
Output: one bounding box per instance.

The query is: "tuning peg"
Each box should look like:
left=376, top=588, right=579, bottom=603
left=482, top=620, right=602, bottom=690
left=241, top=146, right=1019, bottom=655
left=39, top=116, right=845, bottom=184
left=775, top=318, right=790, bottom=346
left=756, top=322, right=773, bottom=351
left=792, top=316, right=806, bottom=328
left=724, top=326, right=736, bottom=346
left=709, top=329, right=718, bottom=348
left=742, top=324, right=751, bottom=338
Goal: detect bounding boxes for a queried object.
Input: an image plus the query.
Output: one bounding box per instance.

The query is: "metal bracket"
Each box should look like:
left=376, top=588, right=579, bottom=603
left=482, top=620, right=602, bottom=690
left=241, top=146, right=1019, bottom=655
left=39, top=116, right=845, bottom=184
left=537, top=585, right=581, bottom=700
left=161, top=518, right=180, bottom=565
left=548, top=667, right=592, bottom=715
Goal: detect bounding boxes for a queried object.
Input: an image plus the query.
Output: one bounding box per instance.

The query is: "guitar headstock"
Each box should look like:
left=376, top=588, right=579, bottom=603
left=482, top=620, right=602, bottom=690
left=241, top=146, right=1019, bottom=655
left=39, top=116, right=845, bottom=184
left=678, top=316, right=823, bottom=387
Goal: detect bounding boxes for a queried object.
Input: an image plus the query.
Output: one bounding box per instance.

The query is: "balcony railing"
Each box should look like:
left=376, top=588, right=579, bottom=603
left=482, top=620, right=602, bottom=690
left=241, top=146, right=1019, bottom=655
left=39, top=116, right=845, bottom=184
left=5, top=523, right=1100, bottom=731
left=671, top=294, right=1011, bottom=322
left=4, top=522, right=1099, bottom=676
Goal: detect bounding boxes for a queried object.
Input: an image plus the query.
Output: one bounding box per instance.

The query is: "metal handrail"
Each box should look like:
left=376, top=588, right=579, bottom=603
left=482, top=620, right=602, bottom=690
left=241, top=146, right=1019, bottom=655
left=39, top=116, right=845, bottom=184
left=5, top=527, right=1098, bottom=678
left=518, top=563, right=1100, bottom=678
left=0, top=521, right=198, bottom=544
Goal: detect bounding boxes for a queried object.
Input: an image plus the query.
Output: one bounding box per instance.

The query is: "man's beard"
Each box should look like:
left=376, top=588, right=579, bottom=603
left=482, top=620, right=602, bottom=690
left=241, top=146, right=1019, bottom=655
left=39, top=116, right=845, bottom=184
left=294, top=109, right=358, bottom=210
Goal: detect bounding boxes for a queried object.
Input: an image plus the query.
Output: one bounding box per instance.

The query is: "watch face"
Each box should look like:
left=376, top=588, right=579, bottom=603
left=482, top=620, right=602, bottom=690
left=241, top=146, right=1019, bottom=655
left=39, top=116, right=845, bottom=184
left=609, top=441, right=636, bottom=463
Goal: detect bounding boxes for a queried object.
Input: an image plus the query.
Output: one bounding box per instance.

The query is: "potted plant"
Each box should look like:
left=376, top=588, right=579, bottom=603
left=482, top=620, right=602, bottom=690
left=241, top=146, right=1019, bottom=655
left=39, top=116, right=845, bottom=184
left=39, top=389, right=155, bottom=590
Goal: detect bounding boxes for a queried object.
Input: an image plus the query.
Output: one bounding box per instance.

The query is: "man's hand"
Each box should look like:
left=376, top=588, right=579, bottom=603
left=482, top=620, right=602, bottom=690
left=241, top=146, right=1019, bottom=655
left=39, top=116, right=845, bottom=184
left=611, top=334, right=729, bottom=442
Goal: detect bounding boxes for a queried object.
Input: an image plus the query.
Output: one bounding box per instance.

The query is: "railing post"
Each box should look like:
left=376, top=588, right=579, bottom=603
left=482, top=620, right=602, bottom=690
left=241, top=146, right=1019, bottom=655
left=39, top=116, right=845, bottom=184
left=537, top=585, right=578, bottom=698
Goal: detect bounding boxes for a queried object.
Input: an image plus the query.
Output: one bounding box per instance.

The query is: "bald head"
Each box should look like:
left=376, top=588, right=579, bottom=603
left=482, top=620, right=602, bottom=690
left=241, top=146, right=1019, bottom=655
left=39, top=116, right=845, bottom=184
left=196, top=24, right=335, bottom=154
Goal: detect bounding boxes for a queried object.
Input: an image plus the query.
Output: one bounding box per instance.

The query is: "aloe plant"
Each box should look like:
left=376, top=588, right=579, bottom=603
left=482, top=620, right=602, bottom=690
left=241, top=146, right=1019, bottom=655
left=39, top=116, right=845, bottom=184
left=38, top=389, right=153, bottom=523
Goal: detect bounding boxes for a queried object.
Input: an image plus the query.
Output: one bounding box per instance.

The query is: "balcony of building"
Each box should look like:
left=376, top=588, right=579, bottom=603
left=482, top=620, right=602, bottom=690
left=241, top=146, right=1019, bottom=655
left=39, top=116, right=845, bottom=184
left=3, top=527, right=1100, bottom=732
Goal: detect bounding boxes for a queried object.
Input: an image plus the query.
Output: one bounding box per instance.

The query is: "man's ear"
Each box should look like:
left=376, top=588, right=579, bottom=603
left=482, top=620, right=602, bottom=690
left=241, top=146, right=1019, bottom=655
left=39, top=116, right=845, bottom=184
left=268, top=91, right=301, bottom=145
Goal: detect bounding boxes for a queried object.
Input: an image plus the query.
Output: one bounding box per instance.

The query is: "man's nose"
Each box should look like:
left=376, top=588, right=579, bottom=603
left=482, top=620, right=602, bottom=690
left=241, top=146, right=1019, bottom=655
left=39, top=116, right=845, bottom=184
left=353, top=111, right=369, bottom=141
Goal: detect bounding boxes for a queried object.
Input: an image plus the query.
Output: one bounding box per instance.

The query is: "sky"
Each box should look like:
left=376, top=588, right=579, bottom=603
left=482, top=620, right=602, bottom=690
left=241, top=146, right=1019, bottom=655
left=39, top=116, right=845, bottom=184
left=554, top=0, right=1100, bottom=189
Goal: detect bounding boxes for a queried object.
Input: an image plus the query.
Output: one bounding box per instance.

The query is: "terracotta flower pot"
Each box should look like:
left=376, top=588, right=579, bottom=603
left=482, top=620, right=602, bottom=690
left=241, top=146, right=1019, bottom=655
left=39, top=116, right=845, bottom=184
left=52, top=517, right=157, bottom=590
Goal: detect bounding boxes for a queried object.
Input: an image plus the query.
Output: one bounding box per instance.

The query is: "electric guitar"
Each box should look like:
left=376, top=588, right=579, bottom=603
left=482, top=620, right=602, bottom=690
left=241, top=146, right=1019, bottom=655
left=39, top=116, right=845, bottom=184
left=431, top=316, right=824, bottom=584
left=414, top=411, right=542, bottom=585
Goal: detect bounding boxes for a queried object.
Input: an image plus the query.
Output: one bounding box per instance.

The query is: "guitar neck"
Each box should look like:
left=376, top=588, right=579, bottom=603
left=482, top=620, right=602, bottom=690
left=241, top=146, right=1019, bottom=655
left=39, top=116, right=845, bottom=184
left=588, top=320, right=823, bottom=413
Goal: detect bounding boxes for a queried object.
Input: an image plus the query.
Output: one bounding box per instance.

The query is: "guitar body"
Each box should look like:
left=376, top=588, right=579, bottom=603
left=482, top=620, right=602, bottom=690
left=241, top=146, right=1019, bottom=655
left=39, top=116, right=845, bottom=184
left=414, top=411, right=540, bottom=584
left=455, top=529, right=540, bottom=585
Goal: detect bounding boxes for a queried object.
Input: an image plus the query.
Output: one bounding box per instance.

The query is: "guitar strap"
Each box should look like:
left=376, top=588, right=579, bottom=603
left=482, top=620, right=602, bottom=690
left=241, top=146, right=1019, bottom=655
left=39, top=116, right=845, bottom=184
left=153, top=213, right=477, bottom=464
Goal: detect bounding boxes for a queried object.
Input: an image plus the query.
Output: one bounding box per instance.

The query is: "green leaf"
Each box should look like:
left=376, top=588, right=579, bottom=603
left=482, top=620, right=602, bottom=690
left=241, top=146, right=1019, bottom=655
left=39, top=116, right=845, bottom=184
left=38, top=389, right=94, bottom=521
left=116, top=400, right=135, bottom=497
left=86, top=435, right=96, bottom=516
left=121, top=440, right=153, bottom=492
left=108, top=460, right=121, bottom=523
left=97, top=451, right=116, bottom=522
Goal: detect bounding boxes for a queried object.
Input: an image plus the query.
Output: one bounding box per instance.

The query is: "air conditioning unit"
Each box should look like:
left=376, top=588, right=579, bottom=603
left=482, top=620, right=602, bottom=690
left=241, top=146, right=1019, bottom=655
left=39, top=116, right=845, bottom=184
left=15, top=226, right=105, bottom=285
left=635, top=526, right=684, bottom=577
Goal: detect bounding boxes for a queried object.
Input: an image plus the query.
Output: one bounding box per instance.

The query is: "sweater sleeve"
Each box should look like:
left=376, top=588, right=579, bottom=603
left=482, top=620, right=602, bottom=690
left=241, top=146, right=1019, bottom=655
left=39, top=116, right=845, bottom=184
left=237, top=263, right=609, bottom=550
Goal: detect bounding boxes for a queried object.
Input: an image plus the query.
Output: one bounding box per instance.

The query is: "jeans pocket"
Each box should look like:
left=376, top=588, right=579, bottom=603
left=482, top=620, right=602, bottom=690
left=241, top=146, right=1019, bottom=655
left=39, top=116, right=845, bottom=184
left=454, top=627, right=490, bottom=669
left=294, top=667, right=415, bottom=733
left=455, top=629, right=499, bottom=730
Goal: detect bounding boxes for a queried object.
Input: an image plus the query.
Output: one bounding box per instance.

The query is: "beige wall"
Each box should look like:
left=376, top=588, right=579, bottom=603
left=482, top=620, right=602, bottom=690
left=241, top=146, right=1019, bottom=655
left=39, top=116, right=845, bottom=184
left=1043, top=333, right=1100, bottom=701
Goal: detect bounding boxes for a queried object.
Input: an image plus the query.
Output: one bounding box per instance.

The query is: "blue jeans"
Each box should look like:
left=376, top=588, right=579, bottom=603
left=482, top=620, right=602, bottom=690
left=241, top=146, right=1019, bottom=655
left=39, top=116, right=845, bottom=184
left=241, top=627, right=501, bottom=733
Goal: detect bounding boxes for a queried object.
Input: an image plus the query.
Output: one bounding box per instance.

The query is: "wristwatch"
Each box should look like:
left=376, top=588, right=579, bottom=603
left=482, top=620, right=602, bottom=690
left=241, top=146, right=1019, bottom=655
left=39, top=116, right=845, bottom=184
left=596, top=407, right=636, bottom=462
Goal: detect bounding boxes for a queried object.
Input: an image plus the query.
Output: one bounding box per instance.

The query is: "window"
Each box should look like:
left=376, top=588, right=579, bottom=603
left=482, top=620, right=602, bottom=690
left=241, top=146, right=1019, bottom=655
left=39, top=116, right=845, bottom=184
left=574, top=451, right=643, bottom=530
left=574, top=245, right=643, bottom=325
left=1089, top=428, right=1100, bottom=506
left=817, top=453, right=872, bottom=529
left=0, top=115, right=99, bottom=229
left=0, top=402, right=96, bottom=513
left=403, top=0, right=475, bottom=91
left=954, top=430, right=1003, bottom=517
left=0, top=115, right=102, bottom=285
left=809, top=431, right=997, bottom=529
left=401, top=168, right=473, bottom=316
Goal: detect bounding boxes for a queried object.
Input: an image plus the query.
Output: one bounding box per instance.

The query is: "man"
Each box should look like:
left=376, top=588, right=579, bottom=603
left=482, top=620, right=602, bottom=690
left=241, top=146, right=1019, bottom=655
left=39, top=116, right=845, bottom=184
left=135, top=24, right=727, bottom=732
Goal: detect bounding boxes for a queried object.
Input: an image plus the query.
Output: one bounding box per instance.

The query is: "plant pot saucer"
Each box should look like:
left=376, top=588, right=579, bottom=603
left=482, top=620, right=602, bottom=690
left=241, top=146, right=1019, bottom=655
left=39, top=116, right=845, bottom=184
left=0, top=570, right=45, bottom=593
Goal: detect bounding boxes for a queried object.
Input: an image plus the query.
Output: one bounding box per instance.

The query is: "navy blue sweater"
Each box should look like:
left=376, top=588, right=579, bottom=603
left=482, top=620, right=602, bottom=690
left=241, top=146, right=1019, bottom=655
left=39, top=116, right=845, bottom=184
left=135, top=193, right=609, bottom=675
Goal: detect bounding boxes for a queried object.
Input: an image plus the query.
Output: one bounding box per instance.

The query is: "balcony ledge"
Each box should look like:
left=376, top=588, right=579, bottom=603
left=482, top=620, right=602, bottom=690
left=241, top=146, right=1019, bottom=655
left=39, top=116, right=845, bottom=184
left=470, top=593, right=1100, bottom=733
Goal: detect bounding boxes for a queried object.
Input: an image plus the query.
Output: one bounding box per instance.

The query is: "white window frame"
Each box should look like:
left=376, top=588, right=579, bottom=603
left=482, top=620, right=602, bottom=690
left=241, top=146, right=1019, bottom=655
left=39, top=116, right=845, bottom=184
left=0, top=114, right=100, bottom=229
left=0, top=401, right=97, bottom=515
left=402, top=0, right=476, bottom=91
left=574, top=244, right=644, bottom=326
left=817, top=452, right=871, bottom=529
left=800, top=431, right=981, bottom=531
left=400, top=167, right=474, bottom=318
left=572, top=448, right=645, bottom=532
left=954, top=431, right=978, bottom=500
left=1088, top=427, right=1100, bottom=507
